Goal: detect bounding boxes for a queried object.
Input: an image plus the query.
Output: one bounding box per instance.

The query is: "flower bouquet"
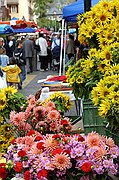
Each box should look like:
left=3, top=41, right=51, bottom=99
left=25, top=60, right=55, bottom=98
left=44, top=92, right=73, bottom=115
left=10, top=95, right=72, bottom=136
left=0, top=86, right=27, bottom=153
left=0, top=86, right=27, bottom=121
left=66, top=0, right=119, bottom=100
left=91, top=64, right=119, bottom=130
left=2, top=131, right=119, bottom=180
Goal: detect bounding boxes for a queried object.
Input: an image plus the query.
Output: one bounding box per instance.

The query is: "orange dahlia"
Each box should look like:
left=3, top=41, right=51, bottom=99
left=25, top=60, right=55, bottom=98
left=52, top=152, right=71, bottom=171
left=86, top=132, right=101, bottom=148
left=44, top=135, right=59, bottom=151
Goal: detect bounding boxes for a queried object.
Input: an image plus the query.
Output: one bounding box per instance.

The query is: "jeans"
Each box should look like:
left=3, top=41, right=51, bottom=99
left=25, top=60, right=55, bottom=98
left=19, top=65, right=26, bottom=83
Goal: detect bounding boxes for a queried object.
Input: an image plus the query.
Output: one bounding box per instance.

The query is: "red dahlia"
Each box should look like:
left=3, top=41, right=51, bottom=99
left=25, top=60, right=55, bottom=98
left=18, top=150, right=26, bottom=157
left=0, top=164, right=7, bottom=180
left=14, top=162, right=23, bottom=172
left=37, top=142, right=44, bottom=150
left=52, top=148, right=63, bottom=156
left=37, top=169, right=48, bottom=179
left=24, top=170, right=30, bottom=180
left=81, top=162, right=92, bottom=173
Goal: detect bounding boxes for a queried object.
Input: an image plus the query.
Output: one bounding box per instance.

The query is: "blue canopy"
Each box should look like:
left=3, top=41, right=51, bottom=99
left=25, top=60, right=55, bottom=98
left=14, top=27, right=36, bottom=33
left=62, top=0, right=100, bottom=22
left=11, top=17, right=19, bottom=20
left=0, top=24, right=14, bottom=35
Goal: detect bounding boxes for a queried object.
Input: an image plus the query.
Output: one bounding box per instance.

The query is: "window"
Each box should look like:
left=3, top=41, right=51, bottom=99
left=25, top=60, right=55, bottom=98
left=11, top=6, right=17, bottom=13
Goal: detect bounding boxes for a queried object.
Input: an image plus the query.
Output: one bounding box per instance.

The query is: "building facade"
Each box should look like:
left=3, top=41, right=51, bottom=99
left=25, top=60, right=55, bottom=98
left=0, top=0, right=10, bottom=21
left=7, top=0, right=34, bottom=21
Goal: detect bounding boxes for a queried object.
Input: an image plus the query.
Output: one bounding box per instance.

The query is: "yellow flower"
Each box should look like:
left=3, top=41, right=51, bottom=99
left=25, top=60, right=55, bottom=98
left=2, top=86, right=17, bottom=95
left=98, top=100, right=110, bottom=117
left=0, top=92, right=7, bottom=110
left=0, top=116, right=4, bottom=124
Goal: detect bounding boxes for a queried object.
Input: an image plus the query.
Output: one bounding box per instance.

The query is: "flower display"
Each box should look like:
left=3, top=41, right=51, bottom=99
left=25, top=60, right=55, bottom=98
left=10, top=95, right=72, bottom=136
left=0, top=86, right=27, bottom=121
left=91, top=64, right=119, bottom=130
left=44, top=92, right=73, bottom=114
left=3, top=132, right=119, bottom=180
left=66, top=0, right=119, bottom=100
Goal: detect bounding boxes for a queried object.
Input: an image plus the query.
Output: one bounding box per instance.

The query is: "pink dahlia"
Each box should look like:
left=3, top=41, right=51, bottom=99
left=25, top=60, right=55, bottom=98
left=47, top=110, right=60, bottom=121
left=86, top=132, right=101, bottom=148
left=50, top=122, right=58, bottom=131
left=34, top=105, right=45, bottom=117
left=44, top=135, right=59, bottom=151
left=52, top=152, right=71, bottom=171
left=45, top=100, right=56, bottom=109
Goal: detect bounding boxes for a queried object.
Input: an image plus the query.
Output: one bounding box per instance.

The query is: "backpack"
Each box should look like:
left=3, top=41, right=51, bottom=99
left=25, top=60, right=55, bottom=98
left=52, top=38, right=61, bottom=59
left=14, top=49, right=24, bottom=66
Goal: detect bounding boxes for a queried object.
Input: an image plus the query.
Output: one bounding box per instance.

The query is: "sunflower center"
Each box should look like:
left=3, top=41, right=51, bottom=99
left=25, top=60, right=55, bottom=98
left=100, top=14, right=106, bottom=21
left=105, top=52, right=111, bottom=60
left=0, top=100, right=6, bottom=106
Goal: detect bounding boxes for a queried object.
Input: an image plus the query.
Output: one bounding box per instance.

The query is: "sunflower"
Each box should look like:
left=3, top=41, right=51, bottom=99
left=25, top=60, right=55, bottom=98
left=2, top=86, right=17, bottom=95
left=98, top=100, right=110, bottom=117
left=0, top=116, right=4, bottom=125
left=0, top=92, right=7, bottom=110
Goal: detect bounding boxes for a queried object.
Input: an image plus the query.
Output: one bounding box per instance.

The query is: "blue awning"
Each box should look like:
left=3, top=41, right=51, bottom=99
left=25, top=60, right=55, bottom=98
left=0, top=24, right=14, bottom=35
left=14, top=27, right=36, bottom=33
left=62, top=0, right=100, bottom=22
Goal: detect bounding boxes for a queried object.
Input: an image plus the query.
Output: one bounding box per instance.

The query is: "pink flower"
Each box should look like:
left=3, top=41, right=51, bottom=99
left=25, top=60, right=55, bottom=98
left=44, top=135, right=59, bottom=151
left=34, top=106, right=45, bottom=118
left=86, top=132, right=101, bottom=148
left=47, top=110, right=60, bottom=121
left=10, top=112, right=26, bottom=126
left=50, top=122, right=57, bottom=131
left=45, top=101, right=56, bottom=109
left=52, top=152, right=71, bottom=171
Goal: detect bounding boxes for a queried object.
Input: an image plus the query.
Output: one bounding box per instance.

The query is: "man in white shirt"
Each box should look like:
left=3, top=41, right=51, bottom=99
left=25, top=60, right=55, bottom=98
left=36, top=32, right=48, bottom=71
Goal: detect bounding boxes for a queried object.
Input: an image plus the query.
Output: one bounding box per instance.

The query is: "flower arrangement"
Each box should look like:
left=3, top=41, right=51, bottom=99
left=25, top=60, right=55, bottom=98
left=66, top=0, right=119, bottom=100
left=91, top=64, right=119, bottom=130
left=0, top=86, right=27, bottom=121
left=2, top=131, right=119, bottom=180
left=44, top=92, right=73, bottom=114
left=0, top=86, right=27, bottom=153
left=10, top=95, right=72, bottom=136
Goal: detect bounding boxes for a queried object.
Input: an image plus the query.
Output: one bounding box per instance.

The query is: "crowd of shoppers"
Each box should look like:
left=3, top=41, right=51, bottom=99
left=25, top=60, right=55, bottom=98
left=0, top=30, right=88, bottom=90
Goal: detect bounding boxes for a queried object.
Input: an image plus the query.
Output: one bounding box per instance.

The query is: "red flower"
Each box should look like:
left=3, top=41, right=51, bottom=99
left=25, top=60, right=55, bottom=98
left=27, top=130, right=35, bottom=136
left=65, top=134, right=70, bottom=137
left=52, top=134, right=61, bottom=139
left=35, top=135, right=43, bottom=141
left=14, top=162, right=23, bottom=172
left=18, top=150, right=26, bottom=157
left=0, top=163, right=7, bottom=180
left=81, top=162, right=92, bottom=173
left=52, top=148, right=63, bottom=156
left=37, top=169, right=48, bottom=179
left=63, top=149, right=71, bottom=155
left=78, top=135, right=85, bottom=142
left=11, top=138, right=16, bottom=144
left=37, top=142, right=44, bottom=150
left=61, top=119, right=68, bottom=125
left=24, top=170, right=30, bottom=180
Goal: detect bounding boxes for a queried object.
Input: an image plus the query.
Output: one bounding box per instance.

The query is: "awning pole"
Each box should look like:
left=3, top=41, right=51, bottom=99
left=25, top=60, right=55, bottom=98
left=59, top=19, right=64, bottom=76
left=63, top=21, right=67, bottom=75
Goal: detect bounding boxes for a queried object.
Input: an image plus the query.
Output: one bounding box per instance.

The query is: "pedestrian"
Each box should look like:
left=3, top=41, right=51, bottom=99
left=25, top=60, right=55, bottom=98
left=23, top=35, right=34, bottom=74
left=0, top=68, right=7, bottom=89
left=51, top=32, right=61, bottom=70
left=35, top=32, right=48, bottom=71
left=2, top=57, right=21, bottom=89
left=7, top=35, right=16, bottom=57
left=14, top=40, right=26, bottom=89
left=0, top=37, right=6, bottom=55
left=66, top=34, right=75, bottom=60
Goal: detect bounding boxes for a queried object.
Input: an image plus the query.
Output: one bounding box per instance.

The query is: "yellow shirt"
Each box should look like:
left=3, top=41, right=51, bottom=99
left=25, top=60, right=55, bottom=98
left=2, top=65, right=21, bottom=83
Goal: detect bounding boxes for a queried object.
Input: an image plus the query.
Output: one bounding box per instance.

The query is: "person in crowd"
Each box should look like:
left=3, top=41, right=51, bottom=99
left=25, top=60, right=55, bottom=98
left=35, top=32, right=48, bottom=71
left=0, top=68, right=7, bottom=89
left=66, top=34, right=75, bottom=60
left=46, top=36, right=52, bottom=70
left=14, top=40, right=26, bottom=89
left=0, top=37, right=6, bottom=55
left=7, top=35, right=16, bottom=57
left=23, top=35, right=34, bottom=74
left=51, top=32, right=61, bottom=70
left=2, top=57, right=21, bottom=88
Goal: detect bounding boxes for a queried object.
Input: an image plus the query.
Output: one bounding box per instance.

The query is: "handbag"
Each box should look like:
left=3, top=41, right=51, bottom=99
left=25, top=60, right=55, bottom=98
left=34, top=44, right=41, bottom=52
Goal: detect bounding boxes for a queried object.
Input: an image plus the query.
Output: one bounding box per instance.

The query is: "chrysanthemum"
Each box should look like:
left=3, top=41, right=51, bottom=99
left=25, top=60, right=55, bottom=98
left=86, top=132, right=101, bottom=148
left=44, top=100, right=56, bottom=109
left=44, top=135, right=59, bottom=151
left=52, top=152, right=71, bottom=171
left=47, top=110, right=60, bottom=121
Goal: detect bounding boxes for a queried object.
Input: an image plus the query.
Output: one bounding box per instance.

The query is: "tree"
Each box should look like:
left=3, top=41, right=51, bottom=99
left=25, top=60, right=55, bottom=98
left=33, top=0, right=53, bottom=27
